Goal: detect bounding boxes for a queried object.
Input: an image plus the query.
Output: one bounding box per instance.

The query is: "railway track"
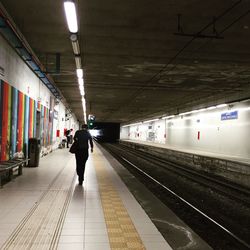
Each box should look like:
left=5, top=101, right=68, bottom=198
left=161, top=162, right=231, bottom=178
left=119, top=143, right=250, bottom=206
left=102, top=142, right=250, bottom=250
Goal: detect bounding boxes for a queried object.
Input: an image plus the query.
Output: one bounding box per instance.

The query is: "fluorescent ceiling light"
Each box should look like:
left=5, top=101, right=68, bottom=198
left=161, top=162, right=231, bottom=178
left=81, top=97, right=87, bottom=123
left=75, top=56, right=81, bottom=69
left=64, top=1, right=78, bottom=33
left=84, top=112, right=87, bottom=124
left=179, top=111, right=192, bottom=116
left=79, top=86, right=85, bottom=95
left=76, top=69, right=83, bottom=78
left=78, top=78, right=84, bottom=86
left=82, top=102, right=86, bottom=112
left=216, top=104, right=227, bottom=108
left=162, top=115, right=175, bottom=119
left=70, top=33, right=77, bottom=42
left=144, top=118, right=159, bottom=123
left=191, top=110, right=199, bottom=113
left=72, top=40, right=80, bottom=55
left=180, top=108, right=206, bottom=116
left=206, top=106, right=216, bottom=110
left=123, top=122, right=142, bottom=127
left=80, top=89, right=85, bottom=96
left=70, top=33, right=80, bottom=54
left=197, top=108, right=206, bottom=112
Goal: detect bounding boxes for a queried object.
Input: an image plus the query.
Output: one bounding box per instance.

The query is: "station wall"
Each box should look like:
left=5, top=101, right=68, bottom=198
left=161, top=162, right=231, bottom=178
left=0, top=34, right=77, bottom=160
left=120, top=102, right=250, bottom=159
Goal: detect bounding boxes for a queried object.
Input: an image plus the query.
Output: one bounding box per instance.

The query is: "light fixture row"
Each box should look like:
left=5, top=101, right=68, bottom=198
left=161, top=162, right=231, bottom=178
left=122, top=103, right=230, bottom=128
left=64, top=0, right=87, bottom=124
left=64, top=1, right=78, bottom=33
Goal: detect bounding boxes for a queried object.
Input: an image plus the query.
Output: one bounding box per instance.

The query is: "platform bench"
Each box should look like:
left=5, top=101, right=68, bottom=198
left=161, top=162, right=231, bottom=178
left=0, top=159, right=29, bottom=188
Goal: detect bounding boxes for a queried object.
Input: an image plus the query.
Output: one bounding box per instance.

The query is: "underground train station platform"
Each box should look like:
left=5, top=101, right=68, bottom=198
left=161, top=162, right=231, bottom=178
left=0, top=144, right=211, bottom=250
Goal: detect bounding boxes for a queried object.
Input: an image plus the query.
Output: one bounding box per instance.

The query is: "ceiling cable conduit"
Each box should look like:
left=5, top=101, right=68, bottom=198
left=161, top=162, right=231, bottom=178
left=106, top=0, right=245, bottom=121
left=0, top=8, right=62, bottom=99
left=147, top=0, right=244, bottom=86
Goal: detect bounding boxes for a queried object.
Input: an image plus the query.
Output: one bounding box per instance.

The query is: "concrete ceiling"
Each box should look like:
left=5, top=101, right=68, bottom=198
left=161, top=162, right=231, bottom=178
left=1, top=0, right=250, bottom=124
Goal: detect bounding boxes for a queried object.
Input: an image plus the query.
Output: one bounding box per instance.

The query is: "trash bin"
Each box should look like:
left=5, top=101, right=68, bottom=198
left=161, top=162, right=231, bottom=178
left=28, top=138, right=41, bottom=167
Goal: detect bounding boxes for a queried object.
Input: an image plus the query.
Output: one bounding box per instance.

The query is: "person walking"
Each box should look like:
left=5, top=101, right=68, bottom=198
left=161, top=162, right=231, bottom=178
left=73, top=124, right=93, bottom=185
left=66, top=129, right=71, bottom=148
left=69, top=128, right=73, bottom=144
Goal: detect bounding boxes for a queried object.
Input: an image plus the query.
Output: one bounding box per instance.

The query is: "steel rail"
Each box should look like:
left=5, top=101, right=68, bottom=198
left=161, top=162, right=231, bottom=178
left=120, top=156, right=250, bottom=249
left=118, top=143, right=250, bottom=199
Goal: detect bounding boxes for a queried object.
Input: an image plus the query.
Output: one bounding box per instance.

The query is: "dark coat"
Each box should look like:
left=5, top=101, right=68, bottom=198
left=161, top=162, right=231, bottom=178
left=74, top=129, right=93, bottom=150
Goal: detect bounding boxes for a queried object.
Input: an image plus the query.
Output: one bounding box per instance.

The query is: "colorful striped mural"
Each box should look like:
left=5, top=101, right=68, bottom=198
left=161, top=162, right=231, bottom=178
left=17, top=91, right=24, bottom=153
left=24, top=95, right=29, bottom=156
left=7, top=84, right=12, bottom=160
left=0, top=80, right=53, bottom=161
left=0, top=81, right=2, bottom=160
left=29, top=98, right=34, bottom=138
left=11, top=88, right=18, bottom=158
left=33, top=101, right=37, bottom=137
left=1, top=82, right=11, bottom=161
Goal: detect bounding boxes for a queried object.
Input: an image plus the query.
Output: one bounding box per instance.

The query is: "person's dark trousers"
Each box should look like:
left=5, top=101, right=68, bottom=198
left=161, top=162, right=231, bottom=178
left=75, top=150, right=89, bottom=184
left=66, top=136, right=70, bottom=148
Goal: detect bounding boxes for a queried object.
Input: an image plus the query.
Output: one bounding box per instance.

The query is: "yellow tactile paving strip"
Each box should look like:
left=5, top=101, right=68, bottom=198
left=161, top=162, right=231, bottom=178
left=94, top=161, right=146, bottom=250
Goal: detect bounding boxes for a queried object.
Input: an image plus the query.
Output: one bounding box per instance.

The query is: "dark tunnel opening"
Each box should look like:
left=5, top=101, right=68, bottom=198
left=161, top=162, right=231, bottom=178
left=89, top=122, right=120, bottom=143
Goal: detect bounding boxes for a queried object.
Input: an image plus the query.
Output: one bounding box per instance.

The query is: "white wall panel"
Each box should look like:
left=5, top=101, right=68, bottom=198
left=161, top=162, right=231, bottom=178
left=139, top=123, right=148, bottom=141
left=153, top=120, right=166, bottom=144
left=120, top=127, right=129, bottom=139
left=129, top=125, right=139, bottom=140
left=121, top=102, right=250, bottom=159
left=0, top=35, right=40, bottom=100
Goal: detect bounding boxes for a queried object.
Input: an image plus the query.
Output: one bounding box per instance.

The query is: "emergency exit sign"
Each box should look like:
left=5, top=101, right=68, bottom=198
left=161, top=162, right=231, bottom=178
left=221, top=111, right=238, bottom=120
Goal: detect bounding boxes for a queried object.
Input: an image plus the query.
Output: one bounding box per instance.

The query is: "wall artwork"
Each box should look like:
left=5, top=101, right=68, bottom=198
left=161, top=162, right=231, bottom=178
left=0, top=80, right=52, bottom=161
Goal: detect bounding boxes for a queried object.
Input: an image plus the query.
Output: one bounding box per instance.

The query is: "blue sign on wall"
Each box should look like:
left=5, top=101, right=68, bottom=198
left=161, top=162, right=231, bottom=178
left=221, top=111, right=238, bottom=120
